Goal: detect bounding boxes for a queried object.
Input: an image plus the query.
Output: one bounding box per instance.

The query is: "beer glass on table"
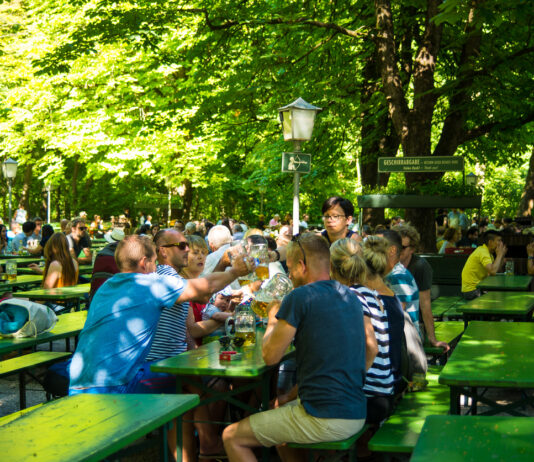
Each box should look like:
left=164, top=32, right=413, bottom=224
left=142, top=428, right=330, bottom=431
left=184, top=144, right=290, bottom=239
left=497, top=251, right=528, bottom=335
left=225, top=304, right=256, bottom=346
left=6, top=261, right=17, bottom=282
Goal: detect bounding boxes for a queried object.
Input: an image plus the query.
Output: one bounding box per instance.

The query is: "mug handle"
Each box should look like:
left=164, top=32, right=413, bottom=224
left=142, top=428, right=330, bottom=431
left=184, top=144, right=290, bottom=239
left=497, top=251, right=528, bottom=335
left=225, top=317, right=235, bottom=336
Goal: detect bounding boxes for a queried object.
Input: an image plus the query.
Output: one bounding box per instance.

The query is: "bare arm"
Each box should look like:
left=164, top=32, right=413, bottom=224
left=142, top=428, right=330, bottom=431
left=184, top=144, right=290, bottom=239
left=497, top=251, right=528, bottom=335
left=42, top=261, right=61, bottom=289
left=77, top=247, right=92, bottom=265
left=185, top=306, right=223, bottom=338
left=262, top=301, right=296, bottom=365
left=485, top=242, right=507, bottom=275
left=210, top=311, right=233, bottom=322
left=177, top=255, right=252, bottom=303
left=419, top=289, right=450, bottom=352
left=363, top=315, right=378, bottom=371
left=27, top=263, right=44, bottom=275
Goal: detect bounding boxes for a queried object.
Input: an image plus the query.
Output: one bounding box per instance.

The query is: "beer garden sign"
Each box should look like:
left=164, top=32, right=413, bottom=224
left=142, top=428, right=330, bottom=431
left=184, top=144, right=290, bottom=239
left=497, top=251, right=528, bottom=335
left=378, top=156, right=464, bottom=173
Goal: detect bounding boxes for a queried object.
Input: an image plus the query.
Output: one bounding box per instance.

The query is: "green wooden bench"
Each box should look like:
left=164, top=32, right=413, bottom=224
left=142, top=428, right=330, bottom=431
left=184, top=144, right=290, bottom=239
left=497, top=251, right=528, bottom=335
left=367, top=367, right=449, bottom=457
left=0, top=351, right=72, bottom=409
left=430, top=296, right=462, bottom=320
left=287, top=424, right=370, bottom=462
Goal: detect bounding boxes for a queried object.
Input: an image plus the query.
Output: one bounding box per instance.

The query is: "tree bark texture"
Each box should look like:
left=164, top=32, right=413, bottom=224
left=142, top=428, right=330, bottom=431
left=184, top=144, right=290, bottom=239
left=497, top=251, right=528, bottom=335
left=518, top=147, right=534, bottom=217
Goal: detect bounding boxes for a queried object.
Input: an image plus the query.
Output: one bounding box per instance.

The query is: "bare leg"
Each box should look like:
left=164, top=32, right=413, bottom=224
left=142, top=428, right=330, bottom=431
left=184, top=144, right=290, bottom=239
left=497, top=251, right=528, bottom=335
left=167, top=413, right=197, bottom=462
left=222, top=417, right=261, bottom=462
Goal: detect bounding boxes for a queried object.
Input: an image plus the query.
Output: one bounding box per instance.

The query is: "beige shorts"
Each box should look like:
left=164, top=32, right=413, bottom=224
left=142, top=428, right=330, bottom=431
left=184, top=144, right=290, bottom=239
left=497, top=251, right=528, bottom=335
left=249, top=399, right=365, bottom=448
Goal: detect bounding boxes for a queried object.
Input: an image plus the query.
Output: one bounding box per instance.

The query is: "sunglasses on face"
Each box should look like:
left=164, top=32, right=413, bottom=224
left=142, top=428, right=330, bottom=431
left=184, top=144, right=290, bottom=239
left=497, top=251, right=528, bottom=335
left=160, top=242, right=189, bottom=250
left=78, top=227, right=87, bottom=231
left=291, top=234, right=307, bottom=265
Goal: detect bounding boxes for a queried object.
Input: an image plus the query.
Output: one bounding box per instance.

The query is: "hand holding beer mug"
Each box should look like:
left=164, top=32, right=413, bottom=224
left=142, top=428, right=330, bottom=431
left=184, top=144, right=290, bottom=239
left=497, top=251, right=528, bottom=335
left=230, top=247, right=256, bottom=278
left=251, top=273, right=293, bottom=318
left=249, top=243, right=269, bottom=281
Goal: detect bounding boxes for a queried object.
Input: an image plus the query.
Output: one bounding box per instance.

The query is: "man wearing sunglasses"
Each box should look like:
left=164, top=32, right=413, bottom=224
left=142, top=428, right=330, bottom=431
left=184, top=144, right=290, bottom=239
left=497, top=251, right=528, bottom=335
left=66, top=217, right=93, bottom=265
left=223, top=233, right=372, bottom=461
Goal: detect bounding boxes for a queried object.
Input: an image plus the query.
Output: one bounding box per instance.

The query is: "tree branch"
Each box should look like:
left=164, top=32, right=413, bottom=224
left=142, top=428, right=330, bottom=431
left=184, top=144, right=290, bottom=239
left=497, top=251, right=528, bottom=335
left=460, top=110, right=534, bottom=143
left=176, top=8, right=367, bottom=38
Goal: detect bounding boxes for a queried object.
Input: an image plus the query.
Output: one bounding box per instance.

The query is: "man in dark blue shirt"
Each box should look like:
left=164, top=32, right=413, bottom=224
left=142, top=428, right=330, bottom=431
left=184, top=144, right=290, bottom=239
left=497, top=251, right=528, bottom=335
left=223, top=233, right=375, bottom=461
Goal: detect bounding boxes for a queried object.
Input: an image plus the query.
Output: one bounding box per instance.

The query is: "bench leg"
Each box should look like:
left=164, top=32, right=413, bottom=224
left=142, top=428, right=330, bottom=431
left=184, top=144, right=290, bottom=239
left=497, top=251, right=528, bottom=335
left=19, top=371, right=26, bottom=409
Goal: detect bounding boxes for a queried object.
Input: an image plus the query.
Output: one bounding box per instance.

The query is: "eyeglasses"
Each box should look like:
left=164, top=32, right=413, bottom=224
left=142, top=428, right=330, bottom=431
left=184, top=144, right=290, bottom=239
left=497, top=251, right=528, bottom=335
left=322, top=215, right=346, bottom=222
left=160, top=242, right=189, bottom=250
left=291, top=234, right=307, bottom=265
left=78, top=226, right=87, bottom=231
left=402, top=245, right=411, bottom=250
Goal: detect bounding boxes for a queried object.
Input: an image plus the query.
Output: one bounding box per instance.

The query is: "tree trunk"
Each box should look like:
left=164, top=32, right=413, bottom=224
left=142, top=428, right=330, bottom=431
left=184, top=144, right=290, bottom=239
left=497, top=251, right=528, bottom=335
left=21, top=164, right=32, bottom=214
left=71, top=157, right=79, bottom=217
left=405, top=207, right=436, bottom=252
left=518, top=147, right=534, bottom=216
left=180, top=179, right=193, bottom=221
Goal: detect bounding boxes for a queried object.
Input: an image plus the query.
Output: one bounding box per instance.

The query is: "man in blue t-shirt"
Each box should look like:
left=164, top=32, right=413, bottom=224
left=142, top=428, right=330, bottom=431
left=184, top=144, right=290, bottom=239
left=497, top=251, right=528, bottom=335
left=223, top=233, right=374, bottom=461
left=69, top=234, right=252, bottom=395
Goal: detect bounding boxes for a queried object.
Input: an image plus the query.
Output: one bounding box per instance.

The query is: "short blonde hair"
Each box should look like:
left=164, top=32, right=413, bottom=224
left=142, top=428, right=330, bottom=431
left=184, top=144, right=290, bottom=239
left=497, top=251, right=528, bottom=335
left=330, top=238, right=367, bottom=285
left=362, top=235, right=389, bottom=277
left=115, top=235, right=155, bottom=271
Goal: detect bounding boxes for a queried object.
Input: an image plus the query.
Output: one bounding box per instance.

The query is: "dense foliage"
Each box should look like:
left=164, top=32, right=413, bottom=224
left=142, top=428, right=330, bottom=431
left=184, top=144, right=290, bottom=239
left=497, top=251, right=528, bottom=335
left=0, top=0, right=533, bottom=241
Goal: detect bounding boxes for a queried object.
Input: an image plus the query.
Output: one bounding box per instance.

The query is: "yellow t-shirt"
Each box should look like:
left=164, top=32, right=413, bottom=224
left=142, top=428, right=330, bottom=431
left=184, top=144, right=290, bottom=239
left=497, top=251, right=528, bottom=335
left=461, top=244, right=494, bottom=292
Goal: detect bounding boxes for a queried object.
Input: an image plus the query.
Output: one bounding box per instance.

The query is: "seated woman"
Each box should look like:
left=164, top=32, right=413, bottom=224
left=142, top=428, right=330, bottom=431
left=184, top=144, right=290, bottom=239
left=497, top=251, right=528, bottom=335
left=330, top=236, right=404, bottom=426
left=439, top=227, right=461, bottom=254
left=29, top=233, right=79, bottom=290
left=0, top=224, right=8, bottom=255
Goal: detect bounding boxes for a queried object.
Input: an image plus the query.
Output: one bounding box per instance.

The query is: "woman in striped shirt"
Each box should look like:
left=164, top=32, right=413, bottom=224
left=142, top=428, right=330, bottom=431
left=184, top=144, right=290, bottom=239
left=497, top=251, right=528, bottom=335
left=330, top=236, right=404, bottom=425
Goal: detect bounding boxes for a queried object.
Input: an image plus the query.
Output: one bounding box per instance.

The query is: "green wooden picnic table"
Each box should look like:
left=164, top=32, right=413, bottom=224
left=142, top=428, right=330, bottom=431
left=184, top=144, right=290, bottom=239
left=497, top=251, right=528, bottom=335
left=0, top=274, right=43, bottom=291
left=439, top=321, right=534, bottom=416
left=477, top=274, right=533, bottom=291
left=411, top=415, right=534, bottom=462
left=0, top=310, right=87, bottom=355
left=0, top=393, right=199, bottom=462
left=151, top=331, right=293, bottom=462
left=457, top=291, right=534, bottom=326
left=17, top=264, right=93, bottom=276
left=0, top=254, right=40, bottom=260
left=431, top=296, right=462, bottom=320
left=12, top=283, right=90, bottom=311
left=0, top=257, right=42, bottom=267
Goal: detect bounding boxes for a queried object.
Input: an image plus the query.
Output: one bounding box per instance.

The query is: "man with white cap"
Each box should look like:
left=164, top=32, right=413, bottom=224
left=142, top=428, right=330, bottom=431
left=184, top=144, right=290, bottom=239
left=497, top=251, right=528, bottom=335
left=88, top=227, right=125, bottom=302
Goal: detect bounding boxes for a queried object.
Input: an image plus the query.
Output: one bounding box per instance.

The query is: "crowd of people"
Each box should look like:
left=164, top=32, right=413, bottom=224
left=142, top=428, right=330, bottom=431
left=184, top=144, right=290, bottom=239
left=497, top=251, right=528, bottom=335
left=3, top=197, right=532, bottom=461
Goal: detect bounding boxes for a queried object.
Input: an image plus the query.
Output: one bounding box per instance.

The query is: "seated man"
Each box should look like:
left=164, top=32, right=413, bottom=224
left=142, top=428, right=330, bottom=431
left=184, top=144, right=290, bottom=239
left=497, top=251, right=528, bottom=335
left=11, top=221, right=36, bottom=251
left=69, top=234, right=252, bottom=395
left=223, top=233, right=374, bottom=462
left=461, top=230, right=507, bottom=299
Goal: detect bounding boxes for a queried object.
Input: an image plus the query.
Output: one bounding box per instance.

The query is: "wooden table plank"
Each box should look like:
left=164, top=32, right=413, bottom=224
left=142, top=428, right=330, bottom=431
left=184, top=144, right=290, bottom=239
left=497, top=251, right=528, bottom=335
left=0, top=311, right=87, bottom=355
left=477, top=274, right=532, bottom=291
left=0, top=258, right=42, bottom=267
left=458, top=291, right=534, bottom=317
left=411, top=415, right=534, bottom=462
left=424, top=321, right=464, bottom=355
left=439, top=321, right=534, bottom=388
left=0, top=394, right=199, bottom=462
left=11, top=284, right=90, bottom=302
left=0, top=274, right=43, bottom=290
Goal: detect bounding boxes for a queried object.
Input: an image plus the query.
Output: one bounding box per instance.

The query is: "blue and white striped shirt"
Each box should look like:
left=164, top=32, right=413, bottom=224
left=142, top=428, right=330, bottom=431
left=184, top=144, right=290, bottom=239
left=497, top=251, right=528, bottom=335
left=146, top=265, right=189, bottom=362
left=385, top=262, right=420, bottom=334
left=350, top=285, right=396, bottom=396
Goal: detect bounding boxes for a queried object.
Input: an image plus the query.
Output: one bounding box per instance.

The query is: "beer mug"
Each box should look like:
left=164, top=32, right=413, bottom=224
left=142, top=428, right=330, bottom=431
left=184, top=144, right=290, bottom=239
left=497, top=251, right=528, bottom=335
left=6, top=261, right=17, bottom=282
left=225, top=305, right=256, bottom=347
left=251, top=273, right=293, bottom=318
left=249, top=244, right=269, bottom=280
left=505, top=260, right=514, bottom=276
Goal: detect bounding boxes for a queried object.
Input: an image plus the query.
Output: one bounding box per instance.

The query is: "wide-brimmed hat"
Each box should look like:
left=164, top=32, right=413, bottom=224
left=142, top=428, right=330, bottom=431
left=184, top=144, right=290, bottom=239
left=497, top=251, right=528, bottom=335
left=104, top=228, right=126, bottom=244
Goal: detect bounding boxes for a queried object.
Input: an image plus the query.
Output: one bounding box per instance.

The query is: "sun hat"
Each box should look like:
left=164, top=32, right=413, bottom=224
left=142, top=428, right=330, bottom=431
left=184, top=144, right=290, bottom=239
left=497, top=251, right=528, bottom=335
left=104, top=227, right=126, bottom=244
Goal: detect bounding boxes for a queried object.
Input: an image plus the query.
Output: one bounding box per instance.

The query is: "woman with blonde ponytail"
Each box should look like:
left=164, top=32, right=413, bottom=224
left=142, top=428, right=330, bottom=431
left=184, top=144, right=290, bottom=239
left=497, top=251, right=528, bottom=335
left=331, top=236, right=404, bottom=427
